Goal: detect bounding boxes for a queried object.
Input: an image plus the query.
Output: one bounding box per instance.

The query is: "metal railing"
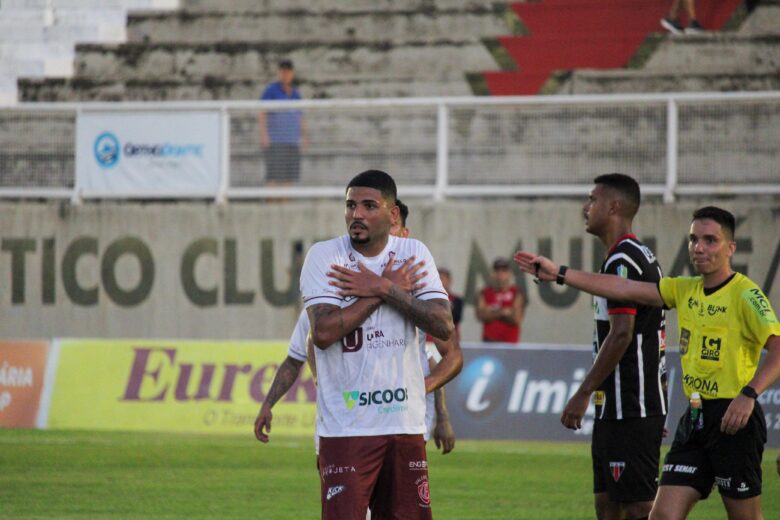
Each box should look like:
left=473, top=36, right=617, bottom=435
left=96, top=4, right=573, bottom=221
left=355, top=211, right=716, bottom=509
left=1, top=91, right=779, bottom=203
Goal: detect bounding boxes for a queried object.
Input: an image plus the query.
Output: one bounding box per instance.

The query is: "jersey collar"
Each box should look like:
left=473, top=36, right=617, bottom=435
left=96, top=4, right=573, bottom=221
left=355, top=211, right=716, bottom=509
left=608, top=233, right=638, bottom=255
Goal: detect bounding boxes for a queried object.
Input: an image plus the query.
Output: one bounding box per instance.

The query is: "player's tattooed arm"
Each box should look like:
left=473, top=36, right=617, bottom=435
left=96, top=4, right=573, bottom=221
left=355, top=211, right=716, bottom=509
left=264, top=356, right=304, bottom=409
left=307, top=299, right=382, bottom=349
left=254, top=356, right=304, bottom=443
left=383, top=291, right=454, bottom=341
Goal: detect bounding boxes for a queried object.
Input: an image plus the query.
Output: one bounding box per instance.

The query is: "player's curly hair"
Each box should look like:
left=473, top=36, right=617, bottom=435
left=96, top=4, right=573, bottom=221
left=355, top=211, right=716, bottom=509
left=346, top=170, right=397, bottom=203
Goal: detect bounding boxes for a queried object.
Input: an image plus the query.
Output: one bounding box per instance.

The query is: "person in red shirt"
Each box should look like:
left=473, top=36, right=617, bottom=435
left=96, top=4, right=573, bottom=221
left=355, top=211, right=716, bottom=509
left=476, top=257, right=525, bottom=343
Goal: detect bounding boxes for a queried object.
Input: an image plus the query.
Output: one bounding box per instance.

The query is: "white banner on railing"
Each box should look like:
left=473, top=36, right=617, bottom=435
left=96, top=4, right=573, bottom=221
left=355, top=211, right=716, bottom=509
left=76, top=111, right=221, bottom=197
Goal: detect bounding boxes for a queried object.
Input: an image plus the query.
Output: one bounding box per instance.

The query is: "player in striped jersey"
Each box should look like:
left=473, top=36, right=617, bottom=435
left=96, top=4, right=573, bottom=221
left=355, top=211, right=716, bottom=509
left=560, top=174, right=667, bottom=520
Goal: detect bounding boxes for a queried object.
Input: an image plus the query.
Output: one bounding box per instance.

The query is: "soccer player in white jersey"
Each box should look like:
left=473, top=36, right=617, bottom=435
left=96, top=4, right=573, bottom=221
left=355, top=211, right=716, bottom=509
left=302, top=170, right=461, bottom=519
left=254, top=200, right=458, bottom=456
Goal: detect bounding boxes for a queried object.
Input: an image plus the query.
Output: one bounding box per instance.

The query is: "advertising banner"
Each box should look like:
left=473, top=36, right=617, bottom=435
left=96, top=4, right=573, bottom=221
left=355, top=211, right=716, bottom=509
left=46, top=340, right=315, bottom=434
left=76, top=111, right=222, bottom=197
left=0, top=341, right=49, bottom=428
left=448, top=345, right=780, bottom=445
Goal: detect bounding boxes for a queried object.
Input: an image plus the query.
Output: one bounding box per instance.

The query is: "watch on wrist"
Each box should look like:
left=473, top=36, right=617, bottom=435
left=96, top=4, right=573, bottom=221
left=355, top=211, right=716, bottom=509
left=741, top=385, right=759, bottom=400
left=556, top=265, right=568, bottom=285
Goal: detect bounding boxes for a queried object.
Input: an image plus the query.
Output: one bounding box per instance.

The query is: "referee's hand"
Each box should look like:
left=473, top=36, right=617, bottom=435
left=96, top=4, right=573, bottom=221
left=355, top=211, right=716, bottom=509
left=720, top=394, right=754, bottom=435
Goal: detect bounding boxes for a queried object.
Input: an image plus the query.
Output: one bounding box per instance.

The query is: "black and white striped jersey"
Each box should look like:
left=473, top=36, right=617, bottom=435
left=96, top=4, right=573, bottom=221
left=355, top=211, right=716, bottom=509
left=593, top=234, right=668, bottom=420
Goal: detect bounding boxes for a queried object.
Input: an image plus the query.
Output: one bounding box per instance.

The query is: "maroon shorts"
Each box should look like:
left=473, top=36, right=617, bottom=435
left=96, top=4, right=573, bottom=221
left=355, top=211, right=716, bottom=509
left=318, top=434, right=432, bottom=520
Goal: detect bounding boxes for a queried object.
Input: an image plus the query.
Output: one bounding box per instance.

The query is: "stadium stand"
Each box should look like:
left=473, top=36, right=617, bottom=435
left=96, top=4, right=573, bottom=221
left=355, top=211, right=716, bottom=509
left=18, top=0, right=507, bottom=101
left=2, top=1, right=778, bottom=192
left=482, top=0, right=762, bottom=95
left=0, top=0, right=176, bottom=105
left=562, top=1, right=780, bottom=94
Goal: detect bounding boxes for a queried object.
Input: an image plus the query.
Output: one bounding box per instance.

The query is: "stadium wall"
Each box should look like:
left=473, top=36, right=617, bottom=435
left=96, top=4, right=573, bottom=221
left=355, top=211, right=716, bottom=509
left=0, top=200, right=778, bottom=344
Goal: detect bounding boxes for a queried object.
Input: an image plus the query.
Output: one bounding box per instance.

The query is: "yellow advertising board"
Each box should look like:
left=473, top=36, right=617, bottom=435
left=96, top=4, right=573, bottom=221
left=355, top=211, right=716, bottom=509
left=48, top=340, right=316, bottom=435
left=0, top=340, right=49, bottom=428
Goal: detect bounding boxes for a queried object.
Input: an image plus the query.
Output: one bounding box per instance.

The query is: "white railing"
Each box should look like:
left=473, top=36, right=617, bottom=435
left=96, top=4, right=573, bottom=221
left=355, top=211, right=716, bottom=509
left=1, top=91, right=779, bottom=203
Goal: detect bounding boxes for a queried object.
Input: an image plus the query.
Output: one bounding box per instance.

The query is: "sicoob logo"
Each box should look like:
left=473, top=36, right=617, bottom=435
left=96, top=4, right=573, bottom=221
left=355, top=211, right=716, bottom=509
left=342, top=388, right=408, bottom=412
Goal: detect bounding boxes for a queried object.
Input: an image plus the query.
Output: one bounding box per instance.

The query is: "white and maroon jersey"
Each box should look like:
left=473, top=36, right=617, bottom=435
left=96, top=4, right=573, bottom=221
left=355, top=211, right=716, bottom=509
left=287, top=310, right=309, bottom=362
left=419, top=331, right=435, bottom=441
left=300, top=234, right=447, bottom=437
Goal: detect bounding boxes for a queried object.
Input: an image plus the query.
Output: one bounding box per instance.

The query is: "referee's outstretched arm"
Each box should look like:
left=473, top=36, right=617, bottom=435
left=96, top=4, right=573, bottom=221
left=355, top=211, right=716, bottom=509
left=513, top=251, right=663, bottom=307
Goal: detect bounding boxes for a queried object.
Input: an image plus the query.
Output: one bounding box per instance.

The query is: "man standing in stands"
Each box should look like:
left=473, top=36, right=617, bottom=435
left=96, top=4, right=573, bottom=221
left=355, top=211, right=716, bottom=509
left=476, top=257, right=525, bottom=343
left=561, top=173, right=667, bottom=520
left=258, top=59, right=307, bottom=185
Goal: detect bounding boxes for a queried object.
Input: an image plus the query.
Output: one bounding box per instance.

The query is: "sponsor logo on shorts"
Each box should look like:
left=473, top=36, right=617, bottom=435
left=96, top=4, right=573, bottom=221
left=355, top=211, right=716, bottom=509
left=609, top=461, right=626, bottom=482
left=326, top=485, right=345, bottom=501
left=663, top=464, right=697, bottom=474
left=737, top=482, right=750, bottom=493
left=320, top=464, right=357, bottom=479
left=715, top=476, right=731, bottom=490
left=415, top=475, right=430, bottom=507
left=409, top=460, right=428, bottom=471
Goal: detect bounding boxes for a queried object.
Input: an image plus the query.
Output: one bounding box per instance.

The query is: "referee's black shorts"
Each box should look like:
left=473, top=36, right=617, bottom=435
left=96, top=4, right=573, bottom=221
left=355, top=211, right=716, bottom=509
left=660, top=399, right=766, bottom=499
left=592, top=415, right=665, bottom=502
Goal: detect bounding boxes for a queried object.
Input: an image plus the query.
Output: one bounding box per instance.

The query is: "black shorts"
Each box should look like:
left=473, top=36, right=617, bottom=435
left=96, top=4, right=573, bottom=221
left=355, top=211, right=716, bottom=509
left=660, top=399, right=766, bottom=499
left=592, top=415, right=665, bottom=502
left=264, top=143, right=300, bottom=182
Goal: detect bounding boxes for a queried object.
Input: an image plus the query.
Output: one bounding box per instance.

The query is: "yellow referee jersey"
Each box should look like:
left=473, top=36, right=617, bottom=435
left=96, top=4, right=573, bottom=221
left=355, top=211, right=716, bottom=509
left=659, top=273, right=780, bottom=400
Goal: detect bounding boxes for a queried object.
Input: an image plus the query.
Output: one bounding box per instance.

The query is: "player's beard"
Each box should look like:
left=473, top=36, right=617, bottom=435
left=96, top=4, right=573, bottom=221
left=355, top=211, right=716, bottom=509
left=350, top=234, right=370, bottom=245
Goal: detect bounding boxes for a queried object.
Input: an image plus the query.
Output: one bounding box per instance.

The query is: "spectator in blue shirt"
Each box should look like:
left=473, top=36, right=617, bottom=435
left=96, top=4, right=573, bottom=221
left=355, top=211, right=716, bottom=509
left=258, top=59, right=307, bottom=185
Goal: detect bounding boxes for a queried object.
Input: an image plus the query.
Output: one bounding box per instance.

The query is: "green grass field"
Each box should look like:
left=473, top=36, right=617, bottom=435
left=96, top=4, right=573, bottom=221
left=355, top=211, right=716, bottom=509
left=0, top=429, right=777, bottom=519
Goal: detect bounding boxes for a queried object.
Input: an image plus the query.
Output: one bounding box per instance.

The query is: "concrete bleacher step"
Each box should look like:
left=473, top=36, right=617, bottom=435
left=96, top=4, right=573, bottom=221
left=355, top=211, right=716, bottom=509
left=179, top=0, right=490, bottom=14
left=562, top=69, right=780, bottom=94
left=19, top=75, right=475, bottom=101
left=641, top=34, right=780, bottom=74
left=0, top=0, right=177, bottom=103
left=68, top=41, right=496, bottom=83
left=738, top=3, right=780, bottom=35
left=126, top=9, right=507, bottom=44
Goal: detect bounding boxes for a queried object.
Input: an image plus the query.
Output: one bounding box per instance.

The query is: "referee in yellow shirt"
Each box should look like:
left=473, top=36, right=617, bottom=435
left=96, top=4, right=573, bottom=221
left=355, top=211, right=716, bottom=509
left=515, top=206, right=780, bottom=520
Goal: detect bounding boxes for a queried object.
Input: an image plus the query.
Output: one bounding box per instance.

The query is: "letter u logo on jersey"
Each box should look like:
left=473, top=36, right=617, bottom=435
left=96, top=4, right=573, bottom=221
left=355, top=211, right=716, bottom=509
left=341, top=327, right=364, bottom=353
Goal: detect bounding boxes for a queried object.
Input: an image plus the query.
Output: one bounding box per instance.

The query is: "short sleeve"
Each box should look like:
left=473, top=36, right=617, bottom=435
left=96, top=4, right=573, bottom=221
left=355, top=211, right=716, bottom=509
left=300, top=241, right=344, bottom=309
left=287, top=311, right=310, bottom=362
left=603, top=252, right=640, bottom=315
left=740, top=285, right=780, bottom=348
left=658, top=277, right=678, bottom=309
left=451, top=297, right=464, bottom=325
left=260, top=83, right=274, bottom=100
left=410, top=240, right=448, bottom=302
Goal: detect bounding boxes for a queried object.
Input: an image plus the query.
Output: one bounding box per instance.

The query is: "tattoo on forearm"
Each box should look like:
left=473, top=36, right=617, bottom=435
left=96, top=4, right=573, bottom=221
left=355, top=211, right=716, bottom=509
left=264, top=359, right=301, bottom=409
left=385, top=288, right=452, bottom=339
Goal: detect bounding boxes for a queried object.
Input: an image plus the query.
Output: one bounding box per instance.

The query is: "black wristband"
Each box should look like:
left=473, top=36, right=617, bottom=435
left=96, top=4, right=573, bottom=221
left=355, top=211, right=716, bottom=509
left=556, top=265, right=568, bottom=285
left=741, top=385, right=759, bottom=400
